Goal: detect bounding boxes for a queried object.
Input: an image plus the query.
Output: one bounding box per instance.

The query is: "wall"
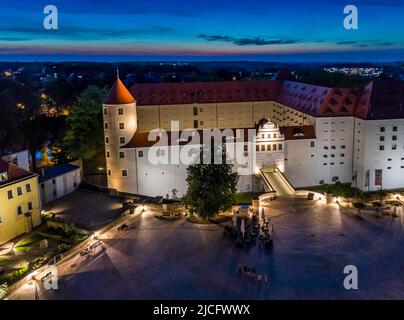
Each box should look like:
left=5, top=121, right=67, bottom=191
left=354, top=118, right=404, bottom=191
left=1, top=150, right=30, bottom=171
left=0, top=176, right=41, bottom=245
left=40, top=168, right=81, bottom=204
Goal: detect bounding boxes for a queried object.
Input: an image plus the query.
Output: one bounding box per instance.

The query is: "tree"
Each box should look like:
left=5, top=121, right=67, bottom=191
left=182, top=142, right=239, bottom=218
left=63, top=85, right=107, bottom=161
left=0, top=90, right=23, bottom=153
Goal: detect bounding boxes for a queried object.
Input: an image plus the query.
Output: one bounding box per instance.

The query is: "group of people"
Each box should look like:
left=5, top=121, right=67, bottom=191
left=237, top=264, right=269, bottom=284
left=252, top=212, right=273, bottom=246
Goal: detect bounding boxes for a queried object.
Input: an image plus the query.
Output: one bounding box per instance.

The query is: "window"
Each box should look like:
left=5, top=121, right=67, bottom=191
left=105, top=137, right=109, bottom=144
left=380, top=127, right=385, bottom=132
left=261, top=145, right=265, bottom=151
left=380, top=136, right=385, bottom=141
left=310, top=141, right=315, bottom=148
left=119, top=151, right=125, bottom=159
left=267, top=144, right=271, bottom=151
left=26, top=184, right=31, bottom=192
left=119, top=123, right=125, bottom=130
left=120, top=137, right=126, bottom=144
left=388, top=158, right=392, bottom=161
left=256, top=145, right=259, bottom=152
left=261, top=134, right=265, bottom=138
left=331, top=154, right=335, bottom=158
left=274, top=133, right=277, bottom=138
left=267, top=134, right=271, bottom=139
left=330, top=162, right=335, bottom=165
left=341, top=145, right=346, bottom=149
left=53, top=190, right=57, bottom=196
left=323, top=163, right=327, bottom=166
left=106, top=151, right=110, bottom=158
left=244, top=145, right=248, bottom=152
left=28, top=202, right=33, bottom=210
left=323, top=155, right=328, bottom=158
left=392, top=144, right=397, bottom=150
left=122, top=170, right=128, bottom=177
left=392, top=135, right=397, bottom=141
left=17, top=187, right=22, bottom=196
left=107, top=170, right=111, bottom=176
left=310, top=154, right=314, bottom=157
left=7, top=190, right=13, bottom=199
left=273, top=144, right=277, bottom=151
left=380, top=145, right=385, bottom=151
left=341, top=154, right=345, bottom=157
left=200, top=121, right=204, bottom=126
left=393, top=126, right=397, bottom=132
left=52, top=179, right=56, bottom=185
left=103, top=108, right=107, bottom=115
left=199, top=107, right=203, bottom=112
left=387, top=167, right=392, bottom=170
left=193, top=107, right=198, bottom=116
left=340, top=162, right=344, bottom=165
left=104, top=122, right=108, bottom=130
left=193, top=120, right=198, bottom=128
left=41, top=184, right=44, bottom=189
left=278, top=144, right=282, bottom=150
left=138, top=151, right=144, bottom=157
left=17, top=206, right=22, bottom=215
left=331, top=146, right=336, bottom=149
left=118, top=108, right=123, bottom=115
left=324, top=146, right=329, bottom=150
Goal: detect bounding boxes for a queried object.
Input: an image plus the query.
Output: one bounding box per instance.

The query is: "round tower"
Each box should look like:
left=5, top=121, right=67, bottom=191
left=102, top=71, right=138, bottom=194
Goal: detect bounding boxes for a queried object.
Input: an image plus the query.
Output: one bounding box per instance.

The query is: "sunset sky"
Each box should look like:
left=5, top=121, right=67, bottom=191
left=1, top=0, right=404, bottom=61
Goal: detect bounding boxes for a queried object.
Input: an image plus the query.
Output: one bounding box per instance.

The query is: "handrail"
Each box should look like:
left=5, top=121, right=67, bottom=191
left=259, top=169, right=275, bottom=192
left=274, top=168, right=295, bottom=194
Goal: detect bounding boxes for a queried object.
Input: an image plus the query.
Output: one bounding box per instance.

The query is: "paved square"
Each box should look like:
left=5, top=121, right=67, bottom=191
left=10, top=196, right=404, bottom=300
left=43, top=189, right=124, bottom=230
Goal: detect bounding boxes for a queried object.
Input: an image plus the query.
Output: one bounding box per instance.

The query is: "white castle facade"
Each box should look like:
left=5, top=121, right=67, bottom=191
left=103, top=71, right=404, bottom=197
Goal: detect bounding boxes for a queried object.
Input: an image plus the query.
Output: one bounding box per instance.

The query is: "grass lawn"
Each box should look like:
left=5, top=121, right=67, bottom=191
left=186, top=215, right=232, bottom=225
left=306, top=183, right=357, bottom=198
left=14, top=234, right=45, bottom=251
left=234, top=192, right=260, bottom=204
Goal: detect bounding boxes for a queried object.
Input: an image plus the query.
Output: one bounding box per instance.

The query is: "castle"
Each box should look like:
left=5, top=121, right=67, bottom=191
left=102, top=70, right=404, bottom=197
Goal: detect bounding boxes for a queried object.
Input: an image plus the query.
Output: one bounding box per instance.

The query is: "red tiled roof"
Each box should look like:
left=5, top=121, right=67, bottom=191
left=129, top=81, right=282, bottom=106
left=100, top=72, right=404, bottom=120
left=122, top=128, right=256, bottom=149
left=355, top=78, right=404, bottom=120
left=0, top=159, right=35, bottom=187
left=103, top=78, right=136, bottom=105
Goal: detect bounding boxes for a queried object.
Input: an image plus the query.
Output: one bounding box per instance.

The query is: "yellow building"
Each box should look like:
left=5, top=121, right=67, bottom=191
left=0, top=159, right=42, bottom=245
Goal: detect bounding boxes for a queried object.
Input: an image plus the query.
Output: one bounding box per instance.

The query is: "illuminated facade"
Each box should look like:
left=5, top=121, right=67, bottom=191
left=103, top=71, right=404, bottom=196
left=0, top=159, right=41, bottom=245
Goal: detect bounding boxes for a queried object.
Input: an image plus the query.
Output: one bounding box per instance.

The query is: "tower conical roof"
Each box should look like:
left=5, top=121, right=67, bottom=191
left=103, top=75, right=136, bottom=105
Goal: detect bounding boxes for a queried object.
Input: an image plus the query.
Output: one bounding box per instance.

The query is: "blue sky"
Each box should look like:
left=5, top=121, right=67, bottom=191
left=1, top=0, right=404, bottom=61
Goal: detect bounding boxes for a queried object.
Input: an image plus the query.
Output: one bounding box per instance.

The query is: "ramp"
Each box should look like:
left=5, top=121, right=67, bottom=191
left=260, top=168, right=295, bottom=196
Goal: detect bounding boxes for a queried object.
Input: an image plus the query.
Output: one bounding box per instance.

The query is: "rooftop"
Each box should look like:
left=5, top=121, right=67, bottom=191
left=38, top=163, right=80, bottom=183
left=0, top=159, right=35, bottom=187
left=103, top=77, right=136, bottom=105
left=120, top=75, right=404, bottom=120
left=129, top=81, right=282, bottom=106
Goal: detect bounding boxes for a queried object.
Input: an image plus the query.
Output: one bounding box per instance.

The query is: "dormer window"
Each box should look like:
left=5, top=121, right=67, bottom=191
left=0, top=172, right=7, bottom=182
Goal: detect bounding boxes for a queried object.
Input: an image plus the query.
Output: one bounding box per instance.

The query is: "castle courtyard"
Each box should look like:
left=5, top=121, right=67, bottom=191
left=8, top=196, right=404, bottom=300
